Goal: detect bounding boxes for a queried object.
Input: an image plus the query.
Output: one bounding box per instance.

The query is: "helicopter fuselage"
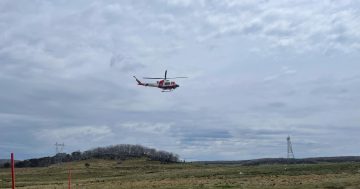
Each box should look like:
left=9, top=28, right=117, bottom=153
left=133, top=77, right=179, bottom=91
left=133, top=70, right=185, bottom=92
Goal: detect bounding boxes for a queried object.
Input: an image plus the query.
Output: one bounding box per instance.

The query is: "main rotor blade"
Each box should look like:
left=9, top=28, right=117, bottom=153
left=143, top=77, right=164, bottom=79
left=166, top=77, right=188, bottom=79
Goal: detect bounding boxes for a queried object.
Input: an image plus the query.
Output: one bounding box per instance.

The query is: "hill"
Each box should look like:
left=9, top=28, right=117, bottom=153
left=0, top=159, right=10, bottom=167
left=196, top=156, right=360, bottom=165
left=5, top=144, right=179, bottom=168
left=1, top=158, right=360, bottom=188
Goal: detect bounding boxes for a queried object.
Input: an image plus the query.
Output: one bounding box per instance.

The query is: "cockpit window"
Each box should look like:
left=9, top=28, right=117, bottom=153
left=165, top=82, right=170, bottom=85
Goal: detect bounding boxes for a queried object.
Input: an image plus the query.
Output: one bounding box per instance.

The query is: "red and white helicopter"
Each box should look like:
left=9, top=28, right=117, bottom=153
left=133, top=70, right=187, bottom=92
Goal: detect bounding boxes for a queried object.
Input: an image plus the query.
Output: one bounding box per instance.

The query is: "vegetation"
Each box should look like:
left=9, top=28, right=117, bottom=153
left=2, top=146, right=360, bottom=188
left=0, top=158, right=360, bottom=189
left=5, top=144, right=179, bottom=168
left=197, top=156, right=360, bottom=166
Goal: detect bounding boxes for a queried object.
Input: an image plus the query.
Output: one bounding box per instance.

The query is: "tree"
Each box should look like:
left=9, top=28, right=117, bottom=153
left=11, top=144, right=180, bottom=168
left=3, top=162, right=10, bottom=168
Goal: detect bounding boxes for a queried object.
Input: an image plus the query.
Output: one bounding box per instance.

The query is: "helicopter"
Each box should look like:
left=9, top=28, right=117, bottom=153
left=133, top=70, right=187, bottom=92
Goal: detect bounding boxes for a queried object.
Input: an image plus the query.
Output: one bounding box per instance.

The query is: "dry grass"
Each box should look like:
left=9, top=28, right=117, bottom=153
left=1, top=158, right=360, bottom=189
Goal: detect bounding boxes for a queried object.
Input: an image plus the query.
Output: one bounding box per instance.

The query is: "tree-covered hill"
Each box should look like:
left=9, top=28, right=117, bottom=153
left=3, top=144, right=179, bottom=168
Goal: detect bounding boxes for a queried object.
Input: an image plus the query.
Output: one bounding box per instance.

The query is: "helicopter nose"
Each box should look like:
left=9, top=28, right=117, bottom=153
left=176, top=84, right=180, bottom=88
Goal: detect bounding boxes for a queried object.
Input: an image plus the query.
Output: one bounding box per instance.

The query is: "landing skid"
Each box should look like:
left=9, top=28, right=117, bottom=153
left=161, top=90, right=173, bottom=92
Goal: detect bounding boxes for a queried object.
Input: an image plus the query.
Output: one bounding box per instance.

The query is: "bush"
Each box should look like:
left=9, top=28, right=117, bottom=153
left=3, top=162, right=10, bottom=168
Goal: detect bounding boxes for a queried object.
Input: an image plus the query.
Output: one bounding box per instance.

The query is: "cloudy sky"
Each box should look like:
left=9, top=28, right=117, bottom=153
left=1, top=0, right=360, bottom=161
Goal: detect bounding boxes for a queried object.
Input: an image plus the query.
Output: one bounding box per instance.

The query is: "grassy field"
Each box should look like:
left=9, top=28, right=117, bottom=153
left=1, top=158, right=360, bottom=189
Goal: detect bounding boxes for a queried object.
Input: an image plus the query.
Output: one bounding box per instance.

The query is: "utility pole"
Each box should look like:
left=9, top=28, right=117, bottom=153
left=55, top=142, right=65, bottom=154
left=287, top=136, right=295, bottom=159
left=55, top=142, right=65, bottom=164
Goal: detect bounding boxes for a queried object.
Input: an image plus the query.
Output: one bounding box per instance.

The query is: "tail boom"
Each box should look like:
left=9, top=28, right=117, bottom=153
left=133, top=76, right=144, bottom=85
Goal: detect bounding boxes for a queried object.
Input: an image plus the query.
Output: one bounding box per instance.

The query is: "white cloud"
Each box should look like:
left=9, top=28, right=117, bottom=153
left=264, top=66, right=297, bottom=81
left=161, top=0, right=205, bottom=7
left=36, top=125, right=113, bottom=142
left=192, top=0, right=360, bottom=52
left=121, top=122, right=173, bottom=134
left=1, top=0, right=360, bottom=160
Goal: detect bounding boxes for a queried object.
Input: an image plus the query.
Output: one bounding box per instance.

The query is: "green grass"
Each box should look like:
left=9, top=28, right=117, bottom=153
left=1, top=159, right=360, bottom=189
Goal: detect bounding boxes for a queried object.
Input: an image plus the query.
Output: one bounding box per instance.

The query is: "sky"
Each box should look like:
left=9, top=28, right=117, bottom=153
left=1, top=0, right=360, bottom=161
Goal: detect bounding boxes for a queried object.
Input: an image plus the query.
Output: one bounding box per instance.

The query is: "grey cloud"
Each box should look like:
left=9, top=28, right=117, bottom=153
left=1, top=0, right=360, bottom=161
left=173, top=127, right=232, bottom=143
left=110, top=52, right=145, bottom=72
left=194, top=0, right=360, bottom=52
left=267, top=102, right=286, bottom=108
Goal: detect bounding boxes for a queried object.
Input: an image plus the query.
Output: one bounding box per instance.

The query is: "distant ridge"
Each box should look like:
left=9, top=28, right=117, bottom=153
left=0, top=159, right=10, bottom=165
left=196, top=156, right=360, bottom=165
left=0, top=159, right=20, bottom=167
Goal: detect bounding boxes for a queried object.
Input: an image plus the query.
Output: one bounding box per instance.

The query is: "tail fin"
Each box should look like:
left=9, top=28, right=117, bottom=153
left=133, top=76, right=143, bottom=85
